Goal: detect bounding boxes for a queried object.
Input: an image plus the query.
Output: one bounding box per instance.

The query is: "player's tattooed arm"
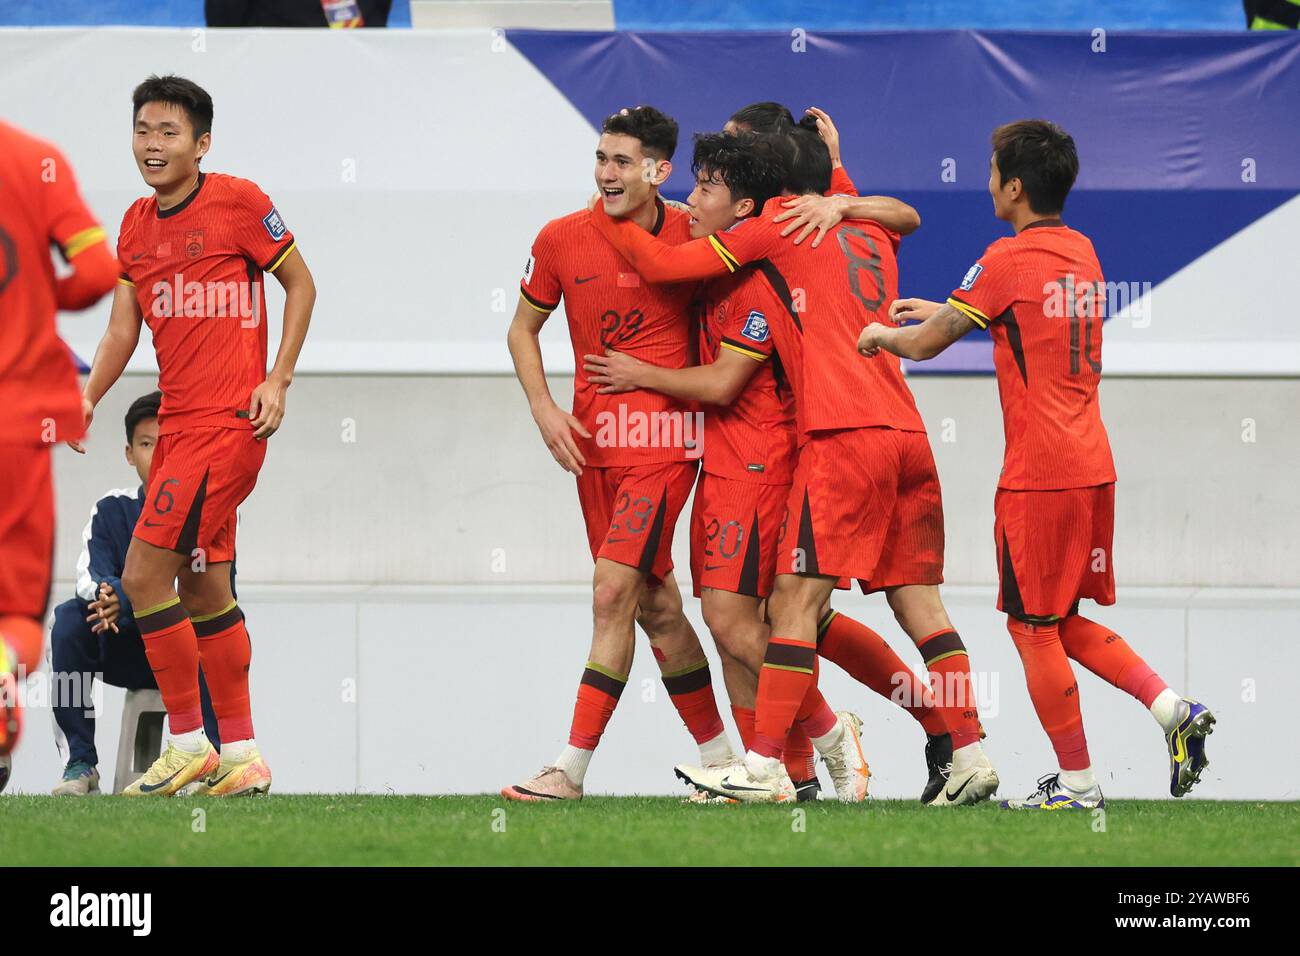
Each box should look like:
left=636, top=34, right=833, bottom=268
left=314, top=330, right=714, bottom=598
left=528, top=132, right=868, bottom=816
left=858, top=299, right=975, bottom=361
left=69, top=283, right=144, bottom=454
left=252, top=247, right=316, bottom=441
left=773, top=193, right=920, bottom=246
left=508, top=298, right=591, bottom=475
left=583, top=347, right=759, bottom=406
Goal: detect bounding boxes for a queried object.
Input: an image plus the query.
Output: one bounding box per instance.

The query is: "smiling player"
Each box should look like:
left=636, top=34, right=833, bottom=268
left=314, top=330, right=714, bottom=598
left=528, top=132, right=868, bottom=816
left=75, top=75, right=317, bottom=797
left=502, top=107, right=742, bottom=802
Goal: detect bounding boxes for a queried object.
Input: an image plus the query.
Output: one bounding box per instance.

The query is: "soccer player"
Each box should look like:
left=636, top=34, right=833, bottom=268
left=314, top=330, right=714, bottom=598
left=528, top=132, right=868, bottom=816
left=588, top=127, right=999, bottom=804
left=856, top=120, right=1215, bottom=808
left=73, top=75, right=317, bottom=797
left=586, top=131, right=959, bottom=802
left=721, top=104, right=978, bottom=800
left=0, top=119, right=118, bottom=792
left=50, top=391, right=226, bottom=795
left=502, top=107, right=741, bottom=802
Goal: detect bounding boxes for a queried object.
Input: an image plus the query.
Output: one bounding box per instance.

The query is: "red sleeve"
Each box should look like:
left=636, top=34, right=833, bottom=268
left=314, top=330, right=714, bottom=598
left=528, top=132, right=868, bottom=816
left=232, top=179, right=296, bottom=273
left=947, top=241, right=1017, bottom=330
left=40, top=145, right=116, bottom=309
left=589, top=204, right=775, bottom=282
left=828, top=166, right=859, bottom=197
left=42, top=144, right=103, bottom=255
left=519, top=221, right=563, bottom=314
left=719, top=276, right=776, bottom=362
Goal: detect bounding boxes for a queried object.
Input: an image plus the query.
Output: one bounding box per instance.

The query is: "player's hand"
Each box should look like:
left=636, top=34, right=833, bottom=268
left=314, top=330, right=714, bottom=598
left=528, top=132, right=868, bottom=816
left=66, top=396, right=95, bottom=454
left=582, top=350, right=642, bottom=394
left=857, top=323, right=894, bottom=358
left=532, top=400, right=590, bottom=476
left=805, top=107, right=842, bottom=168
left=248, top=377, right=287, bottom=440
left=889, top=297, right=943, bottom=324
left=86, top=583, right=121, bottom=634
left=773, top=194, right=846, bottom=247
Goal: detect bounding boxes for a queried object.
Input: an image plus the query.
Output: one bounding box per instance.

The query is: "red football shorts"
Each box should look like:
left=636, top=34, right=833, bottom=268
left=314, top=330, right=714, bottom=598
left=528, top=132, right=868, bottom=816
left=778, top=427, right=945, bottom=591
left=689, top=473, right=788, bottom=598
left=576, top=460, right=698, bottom=586
left=995, top=483, right=1116, bottom=622
left=134, top=427, right=266, bottom=564
left=0, top=444, right=55, bottom=619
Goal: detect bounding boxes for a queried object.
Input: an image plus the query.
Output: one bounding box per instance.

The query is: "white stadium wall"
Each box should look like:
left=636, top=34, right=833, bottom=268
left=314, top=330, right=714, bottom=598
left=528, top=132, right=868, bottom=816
left=3, top=29, right=1297, bottom=797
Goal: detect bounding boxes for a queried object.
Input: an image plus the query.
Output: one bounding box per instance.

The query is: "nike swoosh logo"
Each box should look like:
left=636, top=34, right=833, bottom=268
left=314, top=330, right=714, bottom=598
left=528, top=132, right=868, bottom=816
left=575, top=275, right=598, bottom=284
left=720, top=779, right=769, bottom=793
left=703, top=564, right=726, bottom=571
left=943, top=774, right=974, bottom=802
left=142, top=519, right=164, bottom=527
left=205, top=770, right=233, bottom=788
left=139, top=769, right=181, bottom=793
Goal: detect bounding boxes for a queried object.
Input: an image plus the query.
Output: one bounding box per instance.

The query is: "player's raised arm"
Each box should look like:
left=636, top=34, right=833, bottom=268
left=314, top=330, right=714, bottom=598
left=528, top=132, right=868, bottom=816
left=583, top=346, right=761, bottom=406
left=507, top=297, right=591, bottom=476
left=253, top=246, right=315, bottom=440
left=857, top=299, right=976, bottom=361
left=589, top=202, right=752, bottom=283
left=773, top=193, right=920, bottom=246
left=70, top=282, right=144, bottom=453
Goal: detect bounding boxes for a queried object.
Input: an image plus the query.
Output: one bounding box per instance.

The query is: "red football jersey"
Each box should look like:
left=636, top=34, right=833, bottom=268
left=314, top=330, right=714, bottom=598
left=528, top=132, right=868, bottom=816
left=828, top=166, right=859, bottom=197
left=117, top=172, right=296, bottom=435
left=520, top=197, right=698, bottom=467
left=947, top=219, right=1116, bottom=491
left=0, top=121, right=106, bottom=445
left=697, top=267, right=796, bottom=485
left=590, top=198, right=925, bottom=437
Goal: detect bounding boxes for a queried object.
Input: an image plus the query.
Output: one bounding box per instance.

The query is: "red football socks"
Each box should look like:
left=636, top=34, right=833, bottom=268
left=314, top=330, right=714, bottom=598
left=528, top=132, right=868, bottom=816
left=193, top=601, right=254, bottom=742
left=568, top=662, right=627, bottom=750
left=137, top=597, right=203, bottom=736
left=914, top=628, right=982, bottom=748
left=818, top=609, right=946, bottom=735
left=661, top=659, right=726, bottom=744
left=1007, top=618, right=1090, bottom=770
left=1060, top=614, right=1169, bottom=708
left=753, top=636, right=817, bottom=758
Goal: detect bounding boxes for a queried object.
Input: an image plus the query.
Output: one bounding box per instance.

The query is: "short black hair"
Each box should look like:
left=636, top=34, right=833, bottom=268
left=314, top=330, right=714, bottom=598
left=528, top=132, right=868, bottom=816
left=602, top=106, right=679, bottom=161
left=728, top=101, right=796, bottom=134
left=124, top=391, right=161, bottom=444
left=692, top=132, right=786, bottom=216
left=132, top=74, right=214, bottom=139
left=772, top=125, right=832, bottom=196
left=991, top=120, right=1079, bottom=215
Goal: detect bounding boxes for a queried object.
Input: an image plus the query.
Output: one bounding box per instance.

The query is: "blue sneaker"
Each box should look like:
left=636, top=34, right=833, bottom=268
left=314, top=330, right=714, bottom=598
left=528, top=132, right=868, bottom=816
left=1167, top=699, right=1215, bottom=797
left=1000, top=772, right=1104, bottom=810
left=51, top=759, right=100, bottom=796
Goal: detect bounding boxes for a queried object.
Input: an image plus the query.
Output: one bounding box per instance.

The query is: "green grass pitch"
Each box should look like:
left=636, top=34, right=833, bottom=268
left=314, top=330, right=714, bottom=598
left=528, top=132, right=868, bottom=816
left=4, top=795, right=1296, bottom=866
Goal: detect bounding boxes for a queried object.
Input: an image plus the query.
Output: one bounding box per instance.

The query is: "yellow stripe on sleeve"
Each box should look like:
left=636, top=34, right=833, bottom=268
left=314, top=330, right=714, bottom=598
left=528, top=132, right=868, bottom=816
left=266, top=240, right=297, bottom=273
left=947, top=296, right=990, bottom=329
left=63, top=226, right=106, bottom=260
left=117, top=276, right=135, bottom=287
left=519, top=293, right=554, bottom=315
left=707, top=235, right=740, bottom=273
left=720, top=340, right=767, bottom=362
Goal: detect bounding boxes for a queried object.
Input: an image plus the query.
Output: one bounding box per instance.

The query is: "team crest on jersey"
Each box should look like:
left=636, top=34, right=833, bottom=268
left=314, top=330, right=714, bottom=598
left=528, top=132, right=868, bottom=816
left=741, top=310, right=769, bottom=343
left=185, top=230, right=204, bottom=259
left=960, top=263, right=983, bottom=291
left=262, top=207, right=288, bottom=242
left=523, top=254, right=535, bottom=283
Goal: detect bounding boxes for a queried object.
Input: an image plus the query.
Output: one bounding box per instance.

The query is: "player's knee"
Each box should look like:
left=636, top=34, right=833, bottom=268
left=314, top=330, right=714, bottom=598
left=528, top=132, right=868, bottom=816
left=50, top=601, right=86, bottom=651
left=592, top=577, right=640, bottom=624
left=636, top=584, right=682, bottom=633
